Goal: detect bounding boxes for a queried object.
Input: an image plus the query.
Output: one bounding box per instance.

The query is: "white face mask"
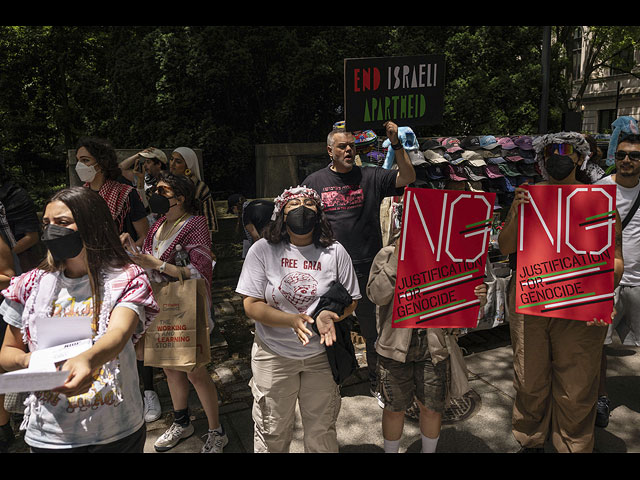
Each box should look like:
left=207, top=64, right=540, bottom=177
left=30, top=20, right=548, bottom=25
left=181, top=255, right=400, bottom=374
left=75, top=162, right=97, bottom=182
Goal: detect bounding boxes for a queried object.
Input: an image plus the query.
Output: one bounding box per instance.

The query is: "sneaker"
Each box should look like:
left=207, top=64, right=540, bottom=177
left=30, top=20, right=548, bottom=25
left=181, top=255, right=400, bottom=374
left=595, top=395, right=611, bottom=428
left=200, top=428, right=229, bottom=453
left=143, top=390, right=162, bottom=423
left=154, top=422, right=195, bottom=452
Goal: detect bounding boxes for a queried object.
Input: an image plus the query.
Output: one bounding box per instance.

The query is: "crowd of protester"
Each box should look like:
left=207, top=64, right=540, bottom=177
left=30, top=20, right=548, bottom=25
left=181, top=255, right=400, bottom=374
left=0, top=115, right=637, bottom=454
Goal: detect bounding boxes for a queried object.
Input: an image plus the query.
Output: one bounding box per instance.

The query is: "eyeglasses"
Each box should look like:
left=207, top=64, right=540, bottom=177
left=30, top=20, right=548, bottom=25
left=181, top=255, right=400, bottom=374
left=544, top=143, right=575, bottom=156
left=614, top=150, right=640, bottom=161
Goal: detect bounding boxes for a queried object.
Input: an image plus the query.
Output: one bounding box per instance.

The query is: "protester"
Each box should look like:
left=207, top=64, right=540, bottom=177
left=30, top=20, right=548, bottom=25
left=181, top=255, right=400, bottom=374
left=367, top=229, right=487, bottom=453
left=227, top=194, right=274, bottom=258
left=236, top=186, right=360, bottom=453
left=118, top=147, right=169, bottom=420
left=125, top=172, right=227, bottom=453
left=498, top=132, right=624, bottom=453
left=0, top=163, right=44, bottom=273
left=0, top=186, right=158, bottom=452
left=0, top=203, right=17, bottom=453
left=170, top=147, right=218, bottom=235
left=595, top=131, right=640, bottom=428
left=119, top=147, right=168, bottom=207
left=75, top=137, right=149, bottom=248
left=302, top=121, right=416, bottom=398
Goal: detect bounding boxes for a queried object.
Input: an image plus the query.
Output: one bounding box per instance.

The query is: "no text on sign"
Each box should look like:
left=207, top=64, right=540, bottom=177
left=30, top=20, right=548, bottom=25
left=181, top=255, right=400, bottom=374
left=344, top=55, right=446, bottom=132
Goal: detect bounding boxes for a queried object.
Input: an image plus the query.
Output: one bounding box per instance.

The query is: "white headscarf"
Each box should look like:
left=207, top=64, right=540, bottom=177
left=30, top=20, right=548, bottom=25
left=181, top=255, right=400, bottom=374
left=173, top=147, right=201, bottom=181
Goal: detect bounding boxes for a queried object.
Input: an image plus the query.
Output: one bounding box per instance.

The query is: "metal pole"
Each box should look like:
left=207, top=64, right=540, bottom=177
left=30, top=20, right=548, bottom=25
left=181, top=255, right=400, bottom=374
left=615, top=81, right=621, bottom=115
left=540, top=26, right=551, bottom=134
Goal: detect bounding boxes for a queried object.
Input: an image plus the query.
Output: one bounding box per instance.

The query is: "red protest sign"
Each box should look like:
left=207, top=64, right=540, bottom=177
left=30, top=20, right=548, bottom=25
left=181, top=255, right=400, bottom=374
left=515, top=184, right=616, bottom=322
left=392, top=188, right=495, bottom=328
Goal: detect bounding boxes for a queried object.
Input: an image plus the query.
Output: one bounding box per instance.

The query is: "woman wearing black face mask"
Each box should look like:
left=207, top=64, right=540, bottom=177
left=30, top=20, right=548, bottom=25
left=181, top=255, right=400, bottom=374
left=497, top=132, right=624, bottom=453
left=0, top=187, right=158, bottom=452
left=236, top=186, right=361, bottom=452
left=122, top=172, right=228, bottom=453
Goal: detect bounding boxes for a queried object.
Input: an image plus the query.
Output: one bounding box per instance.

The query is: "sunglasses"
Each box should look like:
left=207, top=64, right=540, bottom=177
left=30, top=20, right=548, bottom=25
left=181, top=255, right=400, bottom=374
left=614, top=150, right=640, bottom=161
left=544, top=143, right=575, bottom=156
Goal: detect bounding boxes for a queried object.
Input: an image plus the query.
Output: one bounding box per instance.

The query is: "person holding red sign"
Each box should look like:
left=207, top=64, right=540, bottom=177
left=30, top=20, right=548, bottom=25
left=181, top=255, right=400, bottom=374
left=498, top=132, right=624, bottom=453
left=367, top=227, right=487, bottom=453
left=302, top=120, right=415, bottom=399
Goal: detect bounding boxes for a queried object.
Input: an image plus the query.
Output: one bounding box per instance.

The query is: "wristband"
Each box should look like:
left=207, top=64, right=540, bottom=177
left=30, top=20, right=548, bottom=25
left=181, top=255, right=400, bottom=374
left=391, top=142, right=403, bottom=151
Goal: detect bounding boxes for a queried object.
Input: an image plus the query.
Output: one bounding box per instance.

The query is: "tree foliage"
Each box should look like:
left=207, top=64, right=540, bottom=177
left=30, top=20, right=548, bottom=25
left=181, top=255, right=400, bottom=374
left=0, top=25, right=634, bottom=207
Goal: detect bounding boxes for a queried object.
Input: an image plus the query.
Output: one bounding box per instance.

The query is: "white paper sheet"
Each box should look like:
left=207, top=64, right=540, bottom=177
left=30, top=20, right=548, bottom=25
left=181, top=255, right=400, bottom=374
left=0, top=338, right=93, bottom=394
left=35, top=315, right=93, bottom=349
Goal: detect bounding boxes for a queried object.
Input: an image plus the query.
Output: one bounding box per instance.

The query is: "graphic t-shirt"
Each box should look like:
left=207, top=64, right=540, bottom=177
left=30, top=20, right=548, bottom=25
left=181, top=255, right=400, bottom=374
left=235, top=238, right=361, bottom=359
left=303, top=165, right=402, bottom=265
left=596, top=175, right=640, bottom=286
left=0, top=271, right=149, bottom=449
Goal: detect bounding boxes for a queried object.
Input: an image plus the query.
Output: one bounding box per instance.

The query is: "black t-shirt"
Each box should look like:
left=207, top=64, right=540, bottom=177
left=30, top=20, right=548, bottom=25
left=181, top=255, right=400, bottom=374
left=243, top=200, right=274, bottom=235
left=303, top=165, right=402, bottom=265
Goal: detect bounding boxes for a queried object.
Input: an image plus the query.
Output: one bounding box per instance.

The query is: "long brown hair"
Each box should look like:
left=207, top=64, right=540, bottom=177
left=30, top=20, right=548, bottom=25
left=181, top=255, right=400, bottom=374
left=263, top=197, right=335, bottom=248
left=40, top=187, right=132, bottom=327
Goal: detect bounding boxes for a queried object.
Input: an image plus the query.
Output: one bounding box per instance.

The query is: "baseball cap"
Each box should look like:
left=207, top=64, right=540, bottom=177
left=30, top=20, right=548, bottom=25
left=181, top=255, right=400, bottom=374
left=497, top=137, right=517, bottom=150
left=479, top=135, right=499, bottom=149
left=140, top=148, right=168, bottom=165
left=460, top=136, right=482, bottom=150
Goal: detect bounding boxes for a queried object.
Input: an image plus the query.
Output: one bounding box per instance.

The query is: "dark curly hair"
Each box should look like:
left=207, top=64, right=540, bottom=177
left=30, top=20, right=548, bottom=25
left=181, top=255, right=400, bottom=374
left=263, top=198, right=335, bottom=248
left=76, top=136, right=121, bottom=181
left=156, top=171, right=200, bottom=215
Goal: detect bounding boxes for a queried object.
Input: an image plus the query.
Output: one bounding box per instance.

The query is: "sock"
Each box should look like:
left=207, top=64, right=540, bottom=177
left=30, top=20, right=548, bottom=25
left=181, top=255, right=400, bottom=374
left=383, top=438, right=401, bottom=453
left=421, top=434, right=439, bottom=453
left=210, top=425, right=225, bottom=435
left=137, top=361, right=154, bottom=391
left=174, top=408, right=190, bottom=427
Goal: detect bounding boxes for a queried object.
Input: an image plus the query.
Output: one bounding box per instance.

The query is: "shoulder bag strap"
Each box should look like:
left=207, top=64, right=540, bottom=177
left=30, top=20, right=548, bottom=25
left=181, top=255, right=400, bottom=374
left=622, top=189, right=640, bottom=230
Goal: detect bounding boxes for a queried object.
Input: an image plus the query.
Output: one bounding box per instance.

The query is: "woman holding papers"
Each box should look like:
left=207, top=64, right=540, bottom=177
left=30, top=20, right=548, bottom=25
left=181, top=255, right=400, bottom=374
left=0, top=186, right=158, bottom=452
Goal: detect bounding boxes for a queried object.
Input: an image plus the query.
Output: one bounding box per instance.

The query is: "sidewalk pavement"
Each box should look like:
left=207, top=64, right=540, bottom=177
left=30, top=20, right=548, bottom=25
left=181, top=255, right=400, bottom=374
left=140, top=325, right=640, bottom=454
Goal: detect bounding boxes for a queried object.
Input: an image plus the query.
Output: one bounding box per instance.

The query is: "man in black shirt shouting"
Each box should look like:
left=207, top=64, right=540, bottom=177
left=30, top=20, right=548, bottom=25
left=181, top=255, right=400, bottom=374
left=303, top=121, right=415, bottom=395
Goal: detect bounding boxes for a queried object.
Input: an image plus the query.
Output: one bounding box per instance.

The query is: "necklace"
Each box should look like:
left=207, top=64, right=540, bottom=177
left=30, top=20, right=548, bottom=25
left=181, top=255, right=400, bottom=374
left=154, top=213, right=190, bottom=254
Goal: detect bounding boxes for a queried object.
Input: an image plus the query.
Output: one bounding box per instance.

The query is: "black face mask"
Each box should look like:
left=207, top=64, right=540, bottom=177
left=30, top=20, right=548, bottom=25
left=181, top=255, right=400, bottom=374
left=285, top=206, right=318, bottom=235
left=148, top=194, right=176, bottom=215
left=42, top=224, right=84, bottom=261
left=545, top=154, right=576, bottom=181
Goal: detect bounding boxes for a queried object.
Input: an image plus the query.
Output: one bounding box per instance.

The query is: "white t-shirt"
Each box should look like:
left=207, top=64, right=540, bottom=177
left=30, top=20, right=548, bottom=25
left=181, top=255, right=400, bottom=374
left=0, top=272, right=146, bottom=449
left=597, top=175, right=640, bottom=286
left=236, top=238, right=361, bottom=359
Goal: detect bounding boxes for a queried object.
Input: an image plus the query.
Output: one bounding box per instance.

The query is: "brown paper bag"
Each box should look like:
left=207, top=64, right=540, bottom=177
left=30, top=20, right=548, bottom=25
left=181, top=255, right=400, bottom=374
left=144, top=274, right=211, bottom=372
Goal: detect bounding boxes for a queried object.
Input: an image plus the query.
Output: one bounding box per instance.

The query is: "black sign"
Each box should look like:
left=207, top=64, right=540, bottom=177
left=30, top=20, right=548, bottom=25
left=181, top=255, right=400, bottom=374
left=344, top=55, right=446, bottom=131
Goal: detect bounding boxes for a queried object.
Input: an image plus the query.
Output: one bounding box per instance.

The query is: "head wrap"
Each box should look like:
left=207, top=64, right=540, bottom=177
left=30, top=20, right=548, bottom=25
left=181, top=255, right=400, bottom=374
left=271, top=186, right=324, bottom=220
left=173, top=147, right=201, bottom=181
left=606, top=116, right=640, bottom=166
left=532, top=132, right=591, bottom=180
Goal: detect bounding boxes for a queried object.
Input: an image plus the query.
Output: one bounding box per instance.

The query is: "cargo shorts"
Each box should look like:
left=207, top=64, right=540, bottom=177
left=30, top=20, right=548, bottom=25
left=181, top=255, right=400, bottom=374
left=376, top=330, right=449, bottom=414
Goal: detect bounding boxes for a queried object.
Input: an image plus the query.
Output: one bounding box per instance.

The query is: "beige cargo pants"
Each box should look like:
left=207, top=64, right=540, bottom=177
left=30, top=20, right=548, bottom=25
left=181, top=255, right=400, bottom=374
left=508, top=278, right=607, bottom=453
left=249, top=335, right=341, bottom=453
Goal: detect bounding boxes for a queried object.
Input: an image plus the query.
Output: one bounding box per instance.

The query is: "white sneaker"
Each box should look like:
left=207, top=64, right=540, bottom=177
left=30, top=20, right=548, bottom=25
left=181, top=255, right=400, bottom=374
left=200, top=428, right=229, bottom=453
left=143, top=390, right=162, bottom=423
left=154, top=422, right=195, bottom=452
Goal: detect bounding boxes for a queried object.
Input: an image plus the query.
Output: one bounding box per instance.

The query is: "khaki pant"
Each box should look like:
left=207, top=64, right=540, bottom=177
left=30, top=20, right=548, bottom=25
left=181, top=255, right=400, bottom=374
left=249, top=336, right=341, bottom=453
left=508, top=278, right=607, bottom=453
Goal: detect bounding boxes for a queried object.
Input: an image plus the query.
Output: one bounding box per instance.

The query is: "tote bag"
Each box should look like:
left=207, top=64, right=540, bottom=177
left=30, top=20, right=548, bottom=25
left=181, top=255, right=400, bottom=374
left=144, top=271, right=211, bottom=372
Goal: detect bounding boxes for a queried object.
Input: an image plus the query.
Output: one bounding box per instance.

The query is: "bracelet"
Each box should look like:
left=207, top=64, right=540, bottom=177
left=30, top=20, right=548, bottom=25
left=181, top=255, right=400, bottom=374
left=158, top=261, right=166, bottom=273
left=391, top=142, right=403, bottom=151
